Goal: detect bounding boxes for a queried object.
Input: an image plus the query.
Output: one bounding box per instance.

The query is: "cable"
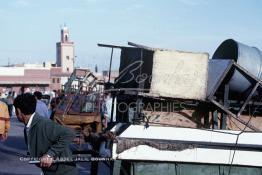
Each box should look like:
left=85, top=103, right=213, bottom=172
left=227, top=96, right=262, bottom=175
left=144, top=120, right=241, bottom=136
left=227, top=116, right=242, bottom=130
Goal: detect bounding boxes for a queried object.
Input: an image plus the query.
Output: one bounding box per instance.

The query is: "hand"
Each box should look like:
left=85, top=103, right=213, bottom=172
left=102, top=118, right=107, bottom=128
left=105, top=131, right=115, bottom=140
left=40, top=154, right=53, bottom=168
left=0, top=133, right=8, bottom=141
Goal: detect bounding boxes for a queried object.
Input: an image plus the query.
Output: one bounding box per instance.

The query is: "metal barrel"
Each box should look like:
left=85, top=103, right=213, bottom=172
left=212, top=39, right=262, bottom=95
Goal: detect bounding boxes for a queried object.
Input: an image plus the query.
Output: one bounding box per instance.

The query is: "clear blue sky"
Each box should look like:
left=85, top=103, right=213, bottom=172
left=0, top=0, right=262, bottom=71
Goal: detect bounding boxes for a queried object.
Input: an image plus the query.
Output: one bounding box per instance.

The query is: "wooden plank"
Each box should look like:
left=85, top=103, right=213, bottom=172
left=127, top=41, right=157, bottom=51
left=221, top=84, right=229, bottom=129
left=97, top=43, right=130, bottom=49
left=108, top=48, right=114, bottom=82
left=237, top=82, right=260, bottom=117
left=117, top=125, right=262, bottom=146
left=116, top=137, right=262, bottom=153
left=150, top=50, right=209, bottom=100
left=213, top=110, right=218, bottom=129
left=54, top=114, right=101, bottom=125
left=113, top=125, right=262, bottom=166
left=210, top=99, right=259, bottom=131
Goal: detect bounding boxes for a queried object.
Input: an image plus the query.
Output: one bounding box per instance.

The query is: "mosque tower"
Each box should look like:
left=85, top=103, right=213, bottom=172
left=56, top=25, right=74, bottom=73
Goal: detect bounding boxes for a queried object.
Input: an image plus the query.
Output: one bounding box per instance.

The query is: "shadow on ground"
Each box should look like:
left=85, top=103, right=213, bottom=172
left=0, top=173, right=38, bottom=175
left=3, top=136, right=27, bottom=151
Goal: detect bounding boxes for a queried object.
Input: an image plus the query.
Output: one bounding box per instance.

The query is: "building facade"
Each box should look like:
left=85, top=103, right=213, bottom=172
left=0, top=26, right=75, bottom=94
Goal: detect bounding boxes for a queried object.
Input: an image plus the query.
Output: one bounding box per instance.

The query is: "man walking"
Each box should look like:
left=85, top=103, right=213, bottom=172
left=6, top=91, right=14, bottom=117
left=14, top=93, right=78, bottom=175
left=0, top=101, right=10, bottom=141
left=33, top=91, right=50, bottom=118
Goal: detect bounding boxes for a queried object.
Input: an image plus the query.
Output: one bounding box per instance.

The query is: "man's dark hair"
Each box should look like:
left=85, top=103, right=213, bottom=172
left=13, top=93, right=36, bottom=115
left=33, top=91, right=42, bottom=100
left=20, top=86, right=25, bottom=94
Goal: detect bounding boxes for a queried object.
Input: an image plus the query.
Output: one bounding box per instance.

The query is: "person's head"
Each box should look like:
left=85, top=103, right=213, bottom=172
left=104, top=92, right=111, bottom=99
left=13, top=93, right=36, bottom=124
left=61, top=90, right=65, bottom=95
left=20, top=86, right=25, bottom=94
left=33, top=91, right=42, bottom=100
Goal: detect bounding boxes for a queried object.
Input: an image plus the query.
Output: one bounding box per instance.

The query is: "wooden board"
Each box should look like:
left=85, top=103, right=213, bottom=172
left=54, top=114, right=101, bottom=125
left=150, top=50, right=209, bottom=100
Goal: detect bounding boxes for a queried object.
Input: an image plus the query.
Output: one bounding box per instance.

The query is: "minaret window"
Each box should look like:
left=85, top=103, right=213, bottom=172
left=65, top=35, right=68, bottom=42
left=67, top=67, right=69, bottom=72
left=66, top=56, right=70, bottom=60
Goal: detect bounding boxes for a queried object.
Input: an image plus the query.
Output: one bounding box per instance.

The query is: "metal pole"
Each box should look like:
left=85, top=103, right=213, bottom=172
left=221, top=84, right=229, bottom=129
left=213, top=110, right=218, bottom=129
left=108, top=48, right=114, bottom=83
left=110, top=96, right=115, bottom=123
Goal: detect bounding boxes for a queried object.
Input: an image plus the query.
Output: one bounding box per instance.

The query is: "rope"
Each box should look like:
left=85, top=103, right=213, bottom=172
left=227, top=98, right=262, bottom=175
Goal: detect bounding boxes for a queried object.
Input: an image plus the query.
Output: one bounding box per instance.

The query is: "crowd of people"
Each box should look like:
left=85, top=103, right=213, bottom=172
left=0, top=85, right=117, bottom=175
left=0, top=88, right=65, bottom=118
left=0, top=88, right=62, bottom=142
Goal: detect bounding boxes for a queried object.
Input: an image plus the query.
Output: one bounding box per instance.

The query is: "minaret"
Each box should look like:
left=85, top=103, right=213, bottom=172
left=56, top=25, right=74, bottom=74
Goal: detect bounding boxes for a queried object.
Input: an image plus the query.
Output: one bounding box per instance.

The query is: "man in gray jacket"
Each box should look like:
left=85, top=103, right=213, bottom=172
left=14, top=93, right=78, bottom=175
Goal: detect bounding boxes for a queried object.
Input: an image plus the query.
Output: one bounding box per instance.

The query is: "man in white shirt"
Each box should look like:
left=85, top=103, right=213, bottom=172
left=33, top=91, right=49, bottom=118
left=101, top=92, right=116, bottom=128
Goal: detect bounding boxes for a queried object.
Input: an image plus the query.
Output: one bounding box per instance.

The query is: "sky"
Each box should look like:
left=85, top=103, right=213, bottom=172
left=0, top=0, right=262, bottom=71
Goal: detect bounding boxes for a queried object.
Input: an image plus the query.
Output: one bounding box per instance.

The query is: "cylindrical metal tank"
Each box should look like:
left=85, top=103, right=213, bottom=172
left=212, top=39, right=262, bottom=94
